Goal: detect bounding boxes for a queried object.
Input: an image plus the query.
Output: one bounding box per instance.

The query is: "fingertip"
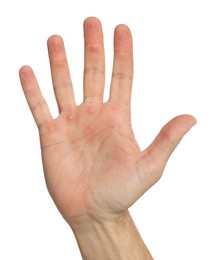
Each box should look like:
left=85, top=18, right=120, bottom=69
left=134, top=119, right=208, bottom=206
left=173, top=114, right=197, bottom=134
left=83, top=16, right=103, bottom=46
left=189, top=114, right=197, bottom=126
left=19, top=65, right=34, bottom=81
left=114, top=24, right=131, bottom=34
left=114, top=24, right=132, bottom=43
left=114, top=24, right=133, bottom=50
left=19, top=65, right=32, bottom=74
left=47, top=34, right=64, bottom=47
left=84, top=16, right=101, bottom=27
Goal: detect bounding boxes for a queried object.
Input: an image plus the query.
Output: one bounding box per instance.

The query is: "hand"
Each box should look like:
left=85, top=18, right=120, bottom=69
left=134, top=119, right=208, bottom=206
left=19, top=17, right=196, bottom=226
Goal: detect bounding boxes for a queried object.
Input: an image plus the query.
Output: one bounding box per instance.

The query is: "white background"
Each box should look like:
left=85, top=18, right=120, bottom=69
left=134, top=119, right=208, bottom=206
left=0, top=0, right=214, bottom=259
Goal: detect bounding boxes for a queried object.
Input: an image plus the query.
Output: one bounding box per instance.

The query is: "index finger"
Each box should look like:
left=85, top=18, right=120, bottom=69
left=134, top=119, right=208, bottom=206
left=109, top=25, right=133, bottom=106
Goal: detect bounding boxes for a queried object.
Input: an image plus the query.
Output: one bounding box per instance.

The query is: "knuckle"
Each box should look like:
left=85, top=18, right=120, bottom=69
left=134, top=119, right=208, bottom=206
left=112, top=72, right=133, bottom=80
left=85, top=43, right=103, bottom=53
left=84, top=67, right=105, bottom=76
left=31, top=99, right=47, bottom=113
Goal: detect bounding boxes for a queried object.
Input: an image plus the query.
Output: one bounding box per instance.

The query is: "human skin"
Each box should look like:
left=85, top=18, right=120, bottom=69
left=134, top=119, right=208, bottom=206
left=19, top=17, right=196, bottom=259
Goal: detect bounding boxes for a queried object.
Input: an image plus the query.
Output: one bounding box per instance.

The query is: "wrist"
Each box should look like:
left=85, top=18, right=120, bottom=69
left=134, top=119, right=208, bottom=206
left=68, top=210, right=153, bottom=260
left=67, top=210, right=129, bottom=233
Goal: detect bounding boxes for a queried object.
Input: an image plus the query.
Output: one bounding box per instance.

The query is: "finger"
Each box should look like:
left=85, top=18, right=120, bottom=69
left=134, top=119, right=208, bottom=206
left=19, top=66, right=53, bottom=127
left=136, top=115, right=197, bottom=191
left=83, top=17, right=105, bottom=103
left=109, top=25, right=133, bottom=106
left=47, top=35, right=75, bottom=112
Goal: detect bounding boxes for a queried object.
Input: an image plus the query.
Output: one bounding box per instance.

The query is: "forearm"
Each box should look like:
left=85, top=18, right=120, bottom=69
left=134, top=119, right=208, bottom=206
left=69, top=211, right=153, bottom=260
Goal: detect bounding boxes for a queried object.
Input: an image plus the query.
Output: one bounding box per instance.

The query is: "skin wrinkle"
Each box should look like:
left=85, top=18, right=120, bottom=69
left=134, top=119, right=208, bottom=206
left=84, top=43, right=104, bottom=54
left=158, top=127, right=178, bottom=148
left=42, top=109, right=117, bottom=160
left=57, top=103, right=75, bottom=112
left=38, top=119, right=56, bottom=136
left=85, top=43, right=103, bottom=47
left=112, top=72, right=133, bottom=80
left=134, top=150, right=155, bottom=191
left=49, top=58, right=68, bottom=65
left=23, top=85, right=40, bottom=95
left=53, top=140, right=102, bottom=220
left=85, top=126, right=115, bottom=144
left=83, top=96, right=103, bottom=103
left=78, top=104, right=103, bottom=133
left=84, top=67, right=105, bottom=76
left=116, top=128, right=140, bottom=153
left=53, top=80, right=73, bottom=90
left=48, top=145, right=86, bottom=202
left=87, top=133, right=139, bottom=216
left=44, top=125, right=112, bottom=156
left=30, top=99, right=47, bottom=112
left=114, top=49, right=133, bottom=59
left=85, top=134, right=111, bottom=216
left=37, top=118, right=53, bottom=129
left=41, top=139, right=68, bottom=150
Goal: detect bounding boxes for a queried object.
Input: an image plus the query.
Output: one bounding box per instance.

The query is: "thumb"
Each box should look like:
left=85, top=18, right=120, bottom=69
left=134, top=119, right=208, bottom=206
left=136, top=114, right=196, bottom=192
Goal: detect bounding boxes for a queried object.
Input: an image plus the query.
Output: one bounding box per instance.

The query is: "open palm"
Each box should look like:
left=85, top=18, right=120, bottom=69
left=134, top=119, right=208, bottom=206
left=20, top=17, right=196, bottom=224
